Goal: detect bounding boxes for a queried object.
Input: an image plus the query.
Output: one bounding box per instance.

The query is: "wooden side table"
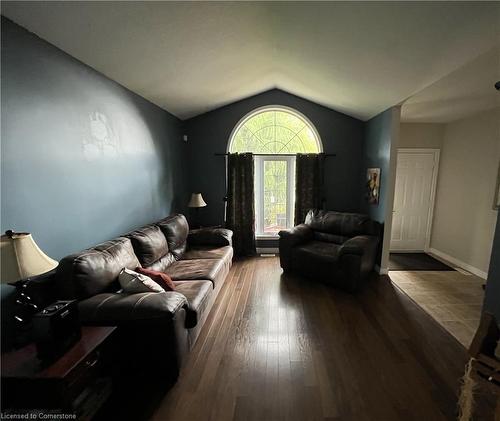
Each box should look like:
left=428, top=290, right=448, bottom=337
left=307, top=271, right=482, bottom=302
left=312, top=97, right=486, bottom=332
left=1, top=326, right=116, bottom=420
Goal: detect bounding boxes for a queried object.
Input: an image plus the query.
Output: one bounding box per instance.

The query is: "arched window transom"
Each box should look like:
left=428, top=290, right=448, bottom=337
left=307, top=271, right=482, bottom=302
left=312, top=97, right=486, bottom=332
left=229, top=107, right=322, bottom=154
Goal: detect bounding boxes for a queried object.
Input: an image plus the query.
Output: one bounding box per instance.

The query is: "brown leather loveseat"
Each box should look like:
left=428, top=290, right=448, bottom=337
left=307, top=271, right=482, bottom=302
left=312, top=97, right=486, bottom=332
left=56, top=214, right=232, bottom=380
left=279, top=209, right=380, bottom=292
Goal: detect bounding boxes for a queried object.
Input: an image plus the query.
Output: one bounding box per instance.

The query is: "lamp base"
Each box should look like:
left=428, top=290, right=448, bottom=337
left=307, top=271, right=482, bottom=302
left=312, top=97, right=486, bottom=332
left=189, top=207, right=202, bottom=229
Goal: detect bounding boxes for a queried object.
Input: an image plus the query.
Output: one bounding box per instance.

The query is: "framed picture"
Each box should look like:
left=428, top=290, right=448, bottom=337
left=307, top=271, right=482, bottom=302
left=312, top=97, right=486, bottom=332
left=494, top=161, right=500, bottom=210
left=366, top=168, right=380, bottom=205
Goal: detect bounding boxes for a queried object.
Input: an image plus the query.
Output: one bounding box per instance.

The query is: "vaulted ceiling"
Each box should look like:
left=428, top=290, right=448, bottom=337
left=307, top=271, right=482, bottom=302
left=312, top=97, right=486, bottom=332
left=401, top=46, right=500, bottom=123
left=2, top=1, right=499, bottom=121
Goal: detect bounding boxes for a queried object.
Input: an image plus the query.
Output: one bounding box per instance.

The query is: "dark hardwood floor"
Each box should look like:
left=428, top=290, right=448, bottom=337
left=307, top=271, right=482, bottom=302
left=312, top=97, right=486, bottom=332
left=151, top=257, right=494, bottom=421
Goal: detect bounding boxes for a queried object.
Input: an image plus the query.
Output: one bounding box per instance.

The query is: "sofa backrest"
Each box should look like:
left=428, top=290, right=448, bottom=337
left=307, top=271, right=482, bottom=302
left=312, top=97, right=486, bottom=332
left=57, top=237, right=140, bottom=300
left=126, top=224, right=170, bottom=267
left=57, top=214, right=191, bottom=300
left=304, top=209, right=380, bottom=238
left=156, top=214, right=189, bottom=259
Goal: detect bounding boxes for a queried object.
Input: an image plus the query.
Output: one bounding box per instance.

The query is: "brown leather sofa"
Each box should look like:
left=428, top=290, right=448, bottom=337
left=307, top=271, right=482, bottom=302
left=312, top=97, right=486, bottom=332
left=56, top=214, right=232, bottom=380
left=279, top=209, right=380, bottom=292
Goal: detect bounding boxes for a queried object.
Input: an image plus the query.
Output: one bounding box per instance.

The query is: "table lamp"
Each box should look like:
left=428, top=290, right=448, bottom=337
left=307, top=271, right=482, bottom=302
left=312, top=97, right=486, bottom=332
left=1, top=230, right=59, bottom=324
left=188, top=193, right=207, bottom=228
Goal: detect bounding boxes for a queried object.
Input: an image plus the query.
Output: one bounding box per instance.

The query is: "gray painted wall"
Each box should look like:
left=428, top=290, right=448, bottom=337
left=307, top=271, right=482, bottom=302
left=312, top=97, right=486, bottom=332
left=484, top=212, right=500, bottom=321
left=185, top=89, right=365, bottom=226
left=399, top=123, right=444, bottom=149
left=1, top=18, right=189, bottom=260
left=430, top=109, right=499, bottom=276
left=360, top=108, right=395, bottom=223
left=359, top=107, right=400, bottom=270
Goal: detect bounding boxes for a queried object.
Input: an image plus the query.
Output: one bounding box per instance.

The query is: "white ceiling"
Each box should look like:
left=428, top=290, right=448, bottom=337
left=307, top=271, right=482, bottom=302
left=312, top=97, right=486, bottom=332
left=401, top=46, right=500, bottom=123
left=2, top=1, right=500, bottom=121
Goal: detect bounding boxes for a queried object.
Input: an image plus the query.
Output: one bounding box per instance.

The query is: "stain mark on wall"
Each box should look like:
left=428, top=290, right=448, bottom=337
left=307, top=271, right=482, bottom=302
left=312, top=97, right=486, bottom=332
left=83, top=112, right=119, bottom=160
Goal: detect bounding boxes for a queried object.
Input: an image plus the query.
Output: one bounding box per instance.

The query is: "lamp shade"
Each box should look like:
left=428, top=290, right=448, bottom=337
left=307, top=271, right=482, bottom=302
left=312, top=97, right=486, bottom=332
left=0, top=232, right=58, bottom=283
left=188, top=193, right=207, bottom=208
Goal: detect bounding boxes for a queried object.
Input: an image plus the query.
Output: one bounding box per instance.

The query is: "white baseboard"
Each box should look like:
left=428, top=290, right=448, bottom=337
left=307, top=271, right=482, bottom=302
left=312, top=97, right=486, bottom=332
left=428, top=248, right=488, bottom=279
left=375, top=265, right=389, bottom=275
left=257, top=247, right=279, bottom=254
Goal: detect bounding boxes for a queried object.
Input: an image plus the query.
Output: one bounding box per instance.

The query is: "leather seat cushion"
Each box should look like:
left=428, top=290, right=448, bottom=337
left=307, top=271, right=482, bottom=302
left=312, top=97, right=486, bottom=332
left=174, top=280, right=213, bottom=328
left=293, top=240, right=340, bottom=263
left=145, top=253, right=176, bottom=273
left=182, top=246, right=233, bottom=262
left=126, top=225, right=169, bottom=266
left=165, top=259, right=224, bottom=286
left=314, top=232, right=348, bottom=245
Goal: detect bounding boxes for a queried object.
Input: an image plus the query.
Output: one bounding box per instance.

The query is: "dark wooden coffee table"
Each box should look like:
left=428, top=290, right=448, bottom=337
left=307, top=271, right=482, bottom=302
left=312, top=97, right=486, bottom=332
left=1, top=326, right=116, bottom=420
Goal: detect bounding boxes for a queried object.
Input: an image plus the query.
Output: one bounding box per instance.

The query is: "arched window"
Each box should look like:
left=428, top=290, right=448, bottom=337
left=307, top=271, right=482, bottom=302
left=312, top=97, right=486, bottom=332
left=228, top=106, right=322, bottom=154
left=228, top=106, right=322, bottom=236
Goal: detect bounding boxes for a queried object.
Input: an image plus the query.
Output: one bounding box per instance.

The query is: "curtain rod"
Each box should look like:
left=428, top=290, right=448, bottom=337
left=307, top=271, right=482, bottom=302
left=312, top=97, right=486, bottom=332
left=214, top=153, right=336, bottom=157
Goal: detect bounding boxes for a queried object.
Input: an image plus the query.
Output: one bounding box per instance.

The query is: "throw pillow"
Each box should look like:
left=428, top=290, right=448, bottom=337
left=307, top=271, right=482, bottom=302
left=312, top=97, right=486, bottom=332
left=118, top=268, right=165, bottom=293
left=135, top=267, right=176, bottom=291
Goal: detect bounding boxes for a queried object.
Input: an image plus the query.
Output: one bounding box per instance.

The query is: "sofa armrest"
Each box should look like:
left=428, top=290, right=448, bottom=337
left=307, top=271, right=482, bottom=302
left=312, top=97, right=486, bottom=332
left=338, top=235, right=378, bottom=257
left=188, top=227, right=233, bottom=247
left=278, top=224, right=313, bottom=247
left=79, top=291, right=189, bottom=381
left=78, top=291, right=187, bottom=324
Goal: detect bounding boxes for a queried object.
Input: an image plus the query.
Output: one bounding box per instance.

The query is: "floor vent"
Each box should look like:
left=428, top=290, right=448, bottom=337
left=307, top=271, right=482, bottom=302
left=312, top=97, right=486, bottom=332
left=256, top=247, right=279, bottom=254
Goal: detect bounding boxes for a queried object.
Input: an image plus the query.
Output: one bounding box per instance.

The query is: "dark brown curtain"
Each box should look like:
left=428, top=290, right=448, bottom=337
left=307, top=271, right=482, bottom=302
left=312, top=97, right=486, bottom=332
left=294, top=153, right=325, bottom=224
left=226, top=153, right=256, bottom=256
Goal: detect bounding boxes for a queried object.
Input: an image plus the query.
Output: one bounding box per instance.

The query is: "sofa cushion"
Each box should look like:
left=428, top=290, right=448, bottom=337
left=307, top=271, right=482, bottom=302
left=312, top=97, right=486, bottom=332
left=182, top=246, right=233, bottom=262
left=57, top=237, right=140, bottom=300
left=157, top=214, right=189, bottom=259
left=187, top=228, right=233, bottom=247
left=136, top=267, right=176, bottom=291
left=313, top=232, right=349, bottom=245
left=305, top=209, right=379, bottom=237
left=164, top=258, right=223, bottom=286
left=145, top=253, right=176, bottom=273
left=118, top=268, right=165, bottom=293
left=293, top=240, right=340, bottom=263
left=126, top=225, right=169, bottom=266
left=174, top=280, right=213, bottom=328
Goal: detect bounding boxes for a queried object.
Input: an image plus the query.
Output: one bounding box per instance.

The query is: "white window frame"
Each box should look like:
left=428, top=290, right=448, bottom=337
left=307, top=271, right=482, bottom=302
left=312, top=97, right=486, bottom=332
left=227, top=105, right=323, bottom=239
left=254, top=155, right=296, bottom=238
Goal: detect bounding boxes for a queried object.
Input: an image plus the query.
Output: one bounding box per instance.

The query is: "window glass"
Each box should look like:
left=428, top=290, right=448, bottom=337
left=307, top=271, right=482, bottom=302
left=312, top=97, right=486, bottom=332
left=263, top=160, right=288, bottom=234
left=230, top=108, right=321, bottom=154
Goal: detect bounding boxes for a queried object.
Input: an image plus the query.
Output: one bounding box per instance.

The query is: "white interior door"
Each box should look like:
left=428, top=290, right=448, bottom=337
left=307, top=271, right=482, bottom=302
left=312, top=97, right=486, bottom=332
left=390, top=150, right=439, bottom=251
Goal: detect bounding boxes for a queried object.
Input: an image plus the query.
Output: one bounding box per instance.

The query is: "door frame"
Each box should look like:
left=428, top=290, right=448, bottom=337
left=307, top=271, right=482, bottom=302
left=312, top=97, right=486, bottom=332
left=392, top=148, right=440, bottom=252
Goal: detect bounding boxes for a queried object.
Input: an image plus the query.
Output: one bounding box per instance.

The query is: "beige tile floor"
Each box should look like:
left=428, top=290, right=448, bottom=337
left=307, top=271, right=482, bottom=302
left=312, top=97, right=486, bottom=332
left=389, top=269, right=484, bottom=348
